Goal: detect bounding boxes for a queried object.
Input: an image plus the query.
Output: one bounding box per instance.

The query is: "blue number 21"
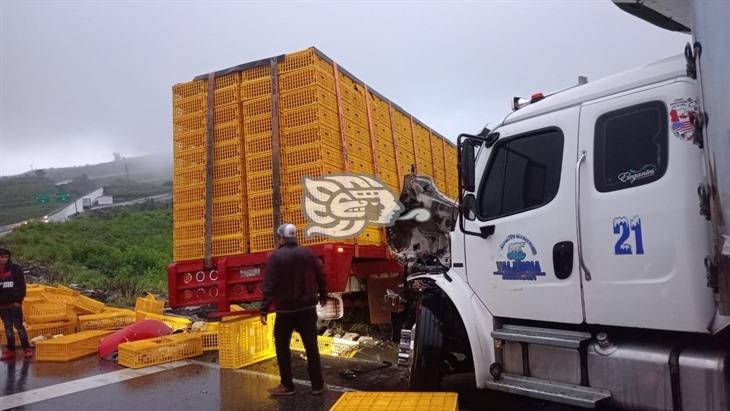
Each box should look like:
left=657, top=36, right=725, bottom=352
left=613, top=216, right=644, bottom=255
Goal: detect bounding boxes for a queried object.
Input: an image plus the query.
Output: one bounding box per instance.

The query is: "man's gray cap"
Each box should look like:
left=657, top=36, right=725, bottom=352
left=276, top=223, right=297, bottom=239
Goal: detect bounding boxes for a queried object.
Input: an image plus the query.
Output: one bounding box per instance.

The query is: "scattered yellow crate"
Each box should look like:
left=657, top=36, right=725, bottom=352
left=196, top=322, right=220, bottom=351
left=79, top=309, right=136, bottom=331
left=135, top=311, right=192, bottom=331
left=218, top=314, right=275, bottom=369
left=35, top=330, right=113, bottom=362
left=329, top=392, right=458, bottom=411
left=71, top=295, right=106, bottom=314
left=290, top=332, right=358, bottom=358
left=41, top=292, right=77, bottom=305
left=134, top=293, right=165, bottom=314
left=118, top=333, right=203, bottom=369
left=26, top=302, right=69, bottom=324
left=0, top=321, right=79, bottom=345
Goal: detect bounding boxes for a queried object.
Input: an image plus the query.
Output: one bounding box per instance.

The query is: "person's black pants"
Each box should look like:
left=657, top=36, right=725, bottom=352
left=0, top=307, right=30, bottom=350
left=273, top=308, right=324, bottom=391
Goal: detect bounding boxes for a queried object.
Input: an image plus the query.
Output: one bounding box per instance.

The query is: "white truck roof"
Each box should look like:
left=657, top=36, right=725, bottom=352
left=501, top=54, right=687, bottom=127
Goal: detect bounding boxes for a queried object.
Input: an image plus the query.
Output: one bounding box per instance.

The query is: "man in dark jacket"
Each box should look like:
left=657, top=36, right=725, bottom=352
left=0, top=247, right=32, bottom=360
left=260, top=224, right=327, bottom=396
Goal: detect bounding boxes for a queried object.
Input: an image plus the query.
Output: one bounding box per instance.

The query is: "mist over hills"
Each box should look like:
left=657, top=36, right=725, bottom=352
left=5, top=153, right=173, bottom=185
left=0, top=153, right=173, bottom=226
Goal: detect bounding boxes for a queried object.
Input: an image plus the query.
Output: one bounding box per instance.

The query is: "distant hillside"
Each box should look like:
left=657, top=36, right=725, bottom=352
left=31, top=152, right=173, bottom=185
left=0, top=153, right=173, bottom=226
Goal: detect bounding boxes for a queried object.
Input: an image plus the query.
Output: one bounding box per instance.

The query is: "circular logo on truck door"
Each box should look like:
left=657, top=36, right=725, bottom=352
left=493, top=234, right=546, bottom=281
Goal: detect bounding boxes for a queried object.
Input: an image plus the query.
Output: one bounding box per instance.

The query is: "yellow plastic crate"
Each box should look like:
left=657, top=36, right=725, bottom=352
left=135, top=311, right=192, bottom=331
left=26, top=302, right=68, bottom=324
left=0, top=320, right=79, bottom=345
left=249, top=231, right=276, bottom=253
left=135, top=294, right=165, bottom=315
left=243, top=64, right=271, bottom=81
left=212, top=215, right=247, bottom=238
left=281, top=124, right=341, bottom=151
left=212, top=234, right=246, bottom=256
left=79, top=309, right=136, bottom=331
left=280, top=85, right=338, bottom=113
left=280, top=105, right=340, bottom=131
left=241, top=77, right=271, bottom=100
left=173, top=239, right=204, bottom=262
left=173, top=80, right=207, bottom=101
left=196, top=322, right=220, bottom=351
left=40, top=292, right=76, bottom=305
left=330, top=392, right=458, bottom=411
left=289, top=332, right=358, bottom=358
left=279, top=66, right=335, bottom=93
left=218, top=314, right=275, bottom=369
left=71, top=295, right=106, bottom=314
left=284, top=163, right=342, bottom=187
left=118, top=333, right=203, bottom=369
left=35, top=330, right=113, bottom=362
left=283, top=144, right=344, bottom=169
left=244, top=133, right=273, bottom=155
left=279, top=48, right=332, bottom=74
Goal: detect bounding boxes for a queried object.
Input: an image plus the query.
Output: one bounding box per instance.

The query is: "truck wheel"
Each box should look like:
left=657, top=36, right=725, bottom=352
left=408, top=303, right=446, bottom=390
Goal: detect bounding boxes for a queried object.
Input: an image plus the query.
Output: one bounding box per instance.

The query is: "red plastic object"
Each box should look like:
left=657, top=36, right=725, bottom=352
left=167, top=243, right=402, bottom=314
left=98, top=319, right=172, bottom=360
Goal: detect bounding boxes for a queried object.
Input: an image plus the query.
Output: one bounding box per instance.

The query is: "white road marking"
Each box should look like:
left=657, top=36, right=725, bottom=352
left=189, top=359, right=355, bottom=393
left=0, top=360, right=192, bottom=410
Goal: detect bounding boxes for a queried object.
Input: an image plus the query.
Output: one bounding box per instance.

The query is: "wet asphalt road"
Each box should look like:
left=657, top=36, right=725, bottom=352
left=0, top=349, right=583, bottom=411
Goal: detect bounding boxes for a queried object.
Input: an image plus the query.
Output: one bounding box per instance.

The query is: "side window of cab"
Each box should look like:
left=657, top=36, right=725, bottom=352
left=477, top=128, right=564, bottom=221
left=594, top=101, right=668, bottom=192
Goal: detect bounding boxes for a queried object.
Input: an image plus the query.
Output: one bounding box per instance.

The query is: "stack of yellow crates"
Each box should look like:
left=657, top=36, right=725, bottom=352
left=172, top=47, right=459, bottom=259
left=172, top=74, right=249, bottom=261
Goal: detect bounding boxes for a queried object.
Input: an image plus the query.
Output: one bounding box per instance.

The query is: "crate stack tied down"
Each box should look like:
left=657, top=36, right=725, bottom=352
left=172, top=73, right=248, bottom=262
left=171, top=47, right=457, bottom=258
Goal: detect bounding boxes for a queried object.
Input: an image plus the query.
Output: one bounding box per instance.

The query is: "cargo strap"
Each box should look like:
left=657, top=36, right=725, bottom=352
left=333, top=62, right=356, bottom=252
left=428, top=129, right=438, bottom=183
left=270, top=58, right=282, bottom=238
left=364, top=86, right=386, bottom=244
left=204, top=73, right=215, bottom=269
left=332, top=63, right=350, bottom=172
left=441, top=138, right=451, bottom=194
left=363, top=86, right=380, bottom=177
left=408, top=117, right=419, bottom=174
left=387, top=104, right=402, bottom=192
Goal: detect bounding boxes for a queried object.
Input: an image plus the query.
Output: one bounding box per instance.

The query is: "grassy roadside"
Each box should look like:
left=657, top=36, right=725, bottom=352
left=1, top=203, right=172, bottom=305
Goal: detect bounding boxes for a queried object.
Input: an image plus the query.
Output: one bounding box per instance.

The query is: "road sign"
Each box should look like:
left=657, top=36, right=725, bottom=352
left=33, top=194, right=50, bottom=204
left=56, top=192, right=71, bottom=203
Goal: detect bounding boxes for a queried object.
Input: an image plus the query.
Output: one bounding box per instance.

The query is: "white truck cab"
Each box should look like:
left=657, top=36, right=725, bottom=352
left=399, top=2, right=730, bottom=410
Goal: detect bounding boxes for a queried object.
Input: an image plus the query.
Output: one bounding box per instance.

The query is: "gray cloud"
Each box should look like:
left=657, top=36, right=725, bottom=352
left=0, top=0, right=689, bottom=176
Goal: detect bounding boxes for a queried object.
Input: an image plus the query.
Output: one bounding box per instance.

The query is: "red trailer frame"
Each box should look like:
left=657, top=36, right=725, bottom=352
left=167, top=243, right=403, bottom=316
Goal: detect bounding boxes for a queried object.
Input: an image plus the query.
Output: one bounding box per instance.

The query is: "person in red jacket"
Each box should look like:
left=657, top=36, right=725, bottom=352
left=0, top=248, right=32, bottom=360
left=260, top=224, right=327, bottom=396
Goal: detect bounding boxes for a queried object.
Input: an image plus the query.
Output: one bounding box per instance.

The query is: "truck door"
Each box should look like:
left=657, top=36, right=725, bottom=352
left=463, top=106, right=584, bottom=324
left=577, top=82, right=714, bottom=332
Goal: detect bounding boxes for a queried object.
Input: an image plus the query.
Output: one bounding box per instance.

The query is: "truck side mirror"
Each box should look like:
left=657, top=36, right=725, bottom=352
left=460, top=140, right=476, bottom=192
left=462, top=194, right=477, bottom=220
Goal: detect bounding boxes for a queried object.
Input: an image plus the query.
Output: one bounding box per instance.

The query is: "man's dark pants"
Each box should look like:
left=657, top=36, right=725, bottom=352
left=0, top=307, right=30, bottom=350
left=273, top=307, right=324, bottom=391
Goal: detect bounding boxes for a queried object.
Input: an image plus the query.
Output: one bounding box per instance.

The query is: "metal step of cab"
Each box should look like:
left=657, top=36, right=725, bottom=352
left=492, top=324, right=592, bottom=348
left=486, top=373, right=611, bottom=408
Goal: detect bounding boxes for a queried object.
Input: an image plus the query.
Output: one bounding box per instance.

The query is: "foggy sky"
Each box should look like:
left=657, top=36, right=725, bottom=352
left=0, top=0, right=689, bottom=177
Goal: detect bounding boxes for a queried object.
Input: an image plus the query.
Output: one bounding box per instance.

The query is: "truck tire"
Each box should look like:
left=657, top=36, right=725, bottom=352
left=408, top=303, right=446, bottom=390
